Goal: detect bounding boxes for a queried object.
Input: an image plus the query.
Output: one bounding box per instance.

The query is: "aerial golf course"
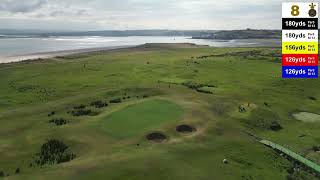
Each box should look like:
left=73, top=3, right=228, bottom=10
left=0, top=43, right=320, bottom=179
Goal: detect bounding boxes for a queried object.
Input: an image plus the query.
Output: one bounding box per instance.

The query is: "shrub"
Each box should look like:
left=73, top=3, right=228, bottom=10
left=34, top=139, right=76, bottom=166
left=73, top=104, right=86, bottom=109
left=182, top=82, right=203, bottom=90
left=270, top=121, right=282, bottom=131
left=15, top=168, right=20, bottom=174
left=246, top=109, right=281, bottom=131
left=312, top=146, right=320, bottom=152
left=90, top=101, right=108, bottom=108
left=0, top=171, right=4, bottom=177
left=143, top=95, right=149, bottom=98
left=264, top=102, right=270, bottom=107
left=196, top=89, right=213, bottom=94
left=48, top=111, right=55, bottom=117
left=49, top=118, right=68, bottom=126
left=182, top=82, right=216, bottom=90
left=110, top=98, right=122, bottom=103
left=309, top=96, right=317, bottom=101
left=71, top=109, right=92, bottom=116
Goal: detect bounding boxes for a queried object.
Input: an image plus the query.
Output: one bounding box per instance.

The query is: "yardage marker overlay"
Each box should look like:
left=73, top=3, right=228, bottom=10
left=282, top=2, right=319, bottom=78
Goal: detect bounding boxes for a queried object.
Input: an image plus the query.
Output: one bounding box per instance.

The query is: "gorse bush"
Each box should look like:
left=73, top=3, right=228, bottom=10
left=15, top=168, right=20, bottom=174
left=48, top=111, right=55, bottom=117
left=110, top=98, right=122, bottom=103
left=49, top=118, right=68, bottom=126
left=196, top=88, right=213, bottom=94
left=90, top=100, right=108, bottom=108
left=309, top=96, right=317, bottom=101
left=34, top=139, right=76, bottom=166
left=270, top=121, right=282, bottom=131
left=71, top=109, right=92, bottom=116
left=182, top=82, right=216, bottom=94
left=73, top=104, right=86, bottom=109
left=246, top=108, right=282, bottom=131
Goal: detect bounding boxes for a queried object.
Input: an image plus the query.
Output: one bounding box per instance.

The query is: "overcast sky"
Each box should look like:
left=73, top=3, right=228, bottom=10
left=0, top=0, right=284, bottom=30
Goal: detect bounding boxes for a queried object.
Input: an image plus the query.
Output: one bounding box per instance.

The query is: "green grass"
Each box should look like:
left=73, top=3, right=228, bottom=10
left=97, top=99, right=183, bottom=138
left=0, top=44, right=319, bottom=180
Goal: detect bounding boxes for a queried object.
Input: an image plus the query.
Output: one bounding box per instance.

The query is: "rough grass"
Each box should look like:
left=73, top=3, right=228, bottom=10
left=0, top=44, right=319, bottom=180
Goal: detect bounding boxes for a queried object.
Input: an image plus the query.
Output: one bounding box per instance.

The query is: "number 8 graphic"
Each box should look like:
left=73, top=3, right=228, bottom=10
left=291, top=5, right=300, bottom=16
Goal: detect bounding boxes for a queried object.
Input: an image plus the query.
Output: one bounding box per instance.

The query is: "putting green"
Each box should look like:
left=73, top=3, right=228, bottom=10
left=99, top=99, right=183, bottom=138
left=292, top=112, right=320, bottom=123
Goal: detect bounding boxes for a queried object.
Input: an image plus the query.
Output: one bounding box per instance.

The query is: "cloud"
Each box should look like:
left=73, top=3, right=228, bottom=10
left=47, top=9, right=89, bottom=17
left=76, top=9, right=89, bottom=16
left=0, top=0, right=283, bottom=30
left=49, top=10, right=64, bottom=17
left=0, top=0, right=47, bottom=13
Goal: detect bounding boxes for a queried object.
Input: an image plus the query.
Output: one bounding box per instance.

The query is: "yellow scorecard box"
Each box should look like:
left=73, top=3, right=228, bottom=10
left=282, top=42, right=318, bottom=54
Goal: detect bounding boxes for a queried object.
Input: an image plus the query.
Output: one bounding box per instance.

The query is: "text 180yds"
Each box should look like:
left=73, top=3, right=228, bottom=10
left=282, top=18, right=318, bottom=29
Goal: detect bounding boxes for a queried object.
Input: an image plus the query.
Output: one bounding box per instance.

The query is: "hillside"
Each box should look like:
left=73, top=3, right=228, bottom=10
left=193, top=29, right=281, bottom=40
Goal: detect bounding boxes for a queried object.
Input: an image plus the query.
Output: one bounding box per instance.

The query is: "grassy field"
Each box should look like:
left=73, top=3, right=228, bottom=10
left=0, top=43, right=320, bottom=179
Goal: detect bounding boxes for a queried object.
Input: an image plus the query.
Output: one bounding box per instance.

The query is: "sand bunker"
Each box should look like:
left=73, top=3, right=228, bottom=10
left=176, top=125, right=196, bottom=133
left=292, top=112, right=320, bottom=123
left=146, top=132, right=167, bottom=142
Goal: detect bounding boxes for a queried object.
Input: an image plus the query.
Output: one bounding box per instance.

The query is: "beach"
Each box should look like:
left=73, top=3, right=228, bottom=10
left=0, top=46, right=133, bottom=64
left=0, top=36, right=281, bottom=64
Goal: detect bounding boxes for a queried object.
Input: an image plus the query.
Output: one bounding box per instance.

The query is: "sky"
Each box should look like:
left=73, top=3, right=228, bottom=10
left=0, top=0, right=285, bottom=31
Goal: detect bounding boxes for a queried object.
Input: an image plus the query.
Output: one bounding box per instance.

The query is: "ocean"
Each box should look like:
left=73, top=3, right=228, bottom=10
left=0, top=36, right=280, bottom=63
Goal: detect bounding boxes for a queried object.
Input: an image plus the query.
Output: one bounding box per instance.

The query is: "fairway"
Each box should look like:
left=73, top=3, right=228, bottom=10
left=98, top=99, right=183, bottom=138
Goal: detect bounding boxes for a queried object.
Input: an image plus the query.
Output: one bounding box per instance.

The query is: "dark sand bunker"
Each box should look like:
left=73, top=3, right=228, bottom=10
left=176, top=124, right=196, bottom=134
left=146, top=132, right=167, bottom=142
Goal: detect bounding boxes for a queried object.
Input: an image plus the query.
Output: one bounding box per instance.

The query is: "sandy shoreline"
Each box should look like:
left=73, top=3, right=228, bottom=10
left=0, top=39, right=281, bottom=64
left=0, top=45, right=135, bottom=64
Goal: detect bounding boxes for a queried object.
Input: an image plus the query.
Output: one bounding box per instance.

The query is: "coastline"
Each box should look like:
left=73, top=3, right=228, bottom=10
left=0, top=39, right=281, bottom=64
left=0, top=45, right=135, bottom=64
